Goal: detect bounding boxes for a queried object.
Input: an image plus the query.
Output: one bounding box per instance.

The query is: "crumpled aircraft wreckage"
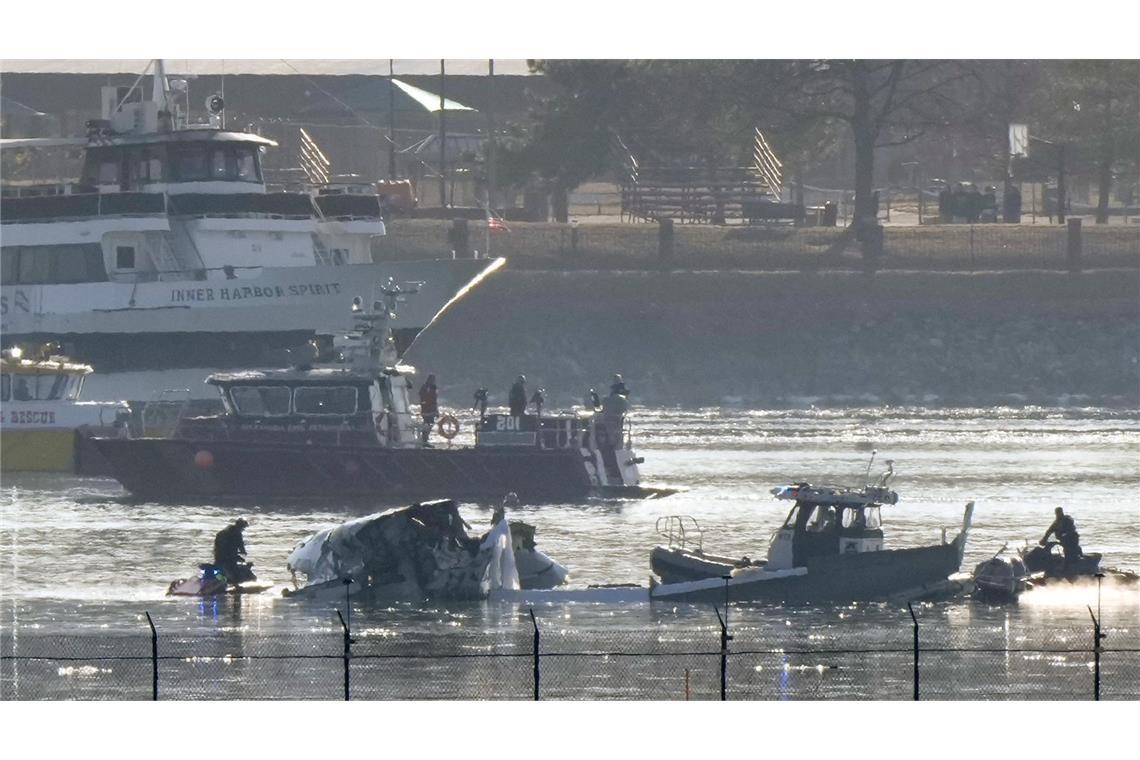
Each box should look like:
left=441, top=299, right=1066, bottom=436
left=284, top=500, right=519, bottom=602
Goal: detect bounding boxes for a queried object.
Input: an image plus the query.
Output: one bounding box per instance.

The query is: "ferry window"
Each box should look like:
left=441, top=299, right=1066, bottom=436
left=135, top=149, right=164, bottom=183
left=866, top=507, right=882, bottom=529
left=116, top=246, right=136, bottom=270
left=171, top=146, right=209, bottom=182
left=2, top=245, right=107, bottom=285
left=84, top=245, right=109, bottom=281
left=18, top=249, right=51, bottom=284
left=235, top=148, right=259, bottom=182
left=230, top=386, right=291, bottom=416
left=1, top=374, right=9, bottom=402
left=1, top=248, right=17, bottom=282
left=211, top=149, right=228, bottom=180
left=13, top=376, right=32, bottom=400
left=294, top=386, right=358, bottom=415
left=54, top=248, right=91, bottom=283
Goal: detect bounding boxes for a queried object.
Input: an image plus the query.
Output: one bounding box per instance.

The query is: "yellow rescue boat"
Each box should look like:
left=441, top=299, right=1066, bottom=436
left=1, top=345, right=129, bottom=473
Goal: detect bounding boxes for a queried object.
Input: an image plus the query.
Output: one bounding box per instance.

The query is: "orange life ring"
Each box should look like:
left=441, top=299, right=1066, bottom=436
left=437, top=414, right=460, bottom=440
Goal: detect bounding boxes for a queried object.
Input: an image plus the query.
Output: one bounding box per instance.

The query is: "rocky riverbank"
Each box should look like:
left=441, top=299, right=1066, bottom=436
left=404, top=269, right=1140, bottom=409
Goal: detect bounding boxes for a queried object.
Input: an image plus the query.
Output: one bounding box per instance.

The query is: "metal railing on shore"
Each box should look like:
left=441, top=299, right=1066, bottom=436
left=3, top=605, right=1135, bottom=701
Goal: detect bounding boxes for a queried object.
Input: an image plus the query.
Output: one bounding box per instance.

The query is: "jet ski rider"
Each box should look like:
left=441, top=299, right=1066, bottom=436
left=214, top=518, right=256, bottom=584
left=1040, top=507, right=1083, bottom=569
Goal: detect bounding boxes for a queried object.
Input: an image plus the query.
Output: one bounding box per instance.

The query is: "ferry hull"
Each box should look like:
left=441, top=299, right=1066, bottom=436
left=651, top=538, right=968, bottom=604
left=93, top=437, right=602, bottom=502
left=1, top=258, right=502, bottom=370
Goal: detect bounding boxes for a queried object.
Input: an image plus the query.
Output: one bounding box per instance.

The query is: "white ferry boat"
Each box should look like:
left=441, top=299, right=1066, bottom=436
left=0, top=61, right=501, bottom=402
left=0, top=345, right=129, bottom=473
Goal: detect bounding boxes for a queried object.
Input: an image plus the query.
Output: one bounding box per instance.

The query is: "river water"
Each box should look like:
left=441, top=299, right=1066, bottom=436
left=2, top=406, right=1138, bottom=699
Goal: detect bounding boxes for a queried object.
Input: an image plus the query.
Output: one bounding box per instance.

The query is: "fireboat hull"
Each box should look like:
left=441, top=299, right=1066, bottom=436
left=93, top=437, right=650, bottom=502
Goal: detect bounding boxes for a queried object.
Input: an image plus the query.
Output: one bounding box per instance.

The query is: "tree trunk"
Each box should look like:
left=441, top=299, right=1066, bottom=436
left=1096, top=157, right=1112, bottom=224
left=551, top=185, right=569, bottom=223
left=853, top=134, right=877, bottom=227
left=849, top=62, right=879, bottom=241
left=1096, top=86, right=1114, bottom=225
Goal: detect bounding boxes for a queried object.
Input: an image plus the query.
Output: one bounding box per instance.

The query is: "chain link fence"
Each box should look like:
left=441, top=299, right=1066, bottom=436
left=3, top=608, right=1136, bottom=701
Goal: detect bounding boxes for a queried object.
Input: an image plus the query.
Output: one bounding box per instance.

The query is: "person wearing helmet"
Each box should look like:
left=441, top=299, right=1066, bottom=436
left=213, top=518, right=256, bottom=583
left=419, top=373, right=439, bottom=446
left=509, top=375, right=528, bottom=416
left=610, top=373, right=629, bottom=398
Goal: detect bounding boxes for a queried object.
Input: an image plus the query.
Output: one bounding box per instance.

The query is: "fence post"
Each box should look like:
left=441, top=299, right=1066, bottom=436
left=336, top=609, right=352, bottom=701
left=529, top=608, right=540, bottom=701
left=145, top=611, right=158, bottom=701
left=907, top=602, right=919, bottom=701
left=716, top=577, right=732, bottom=702
left=1067, top=218, right=1083, bottom=272
left=657, top=218, right=675, bottom=262
left=1088, top=603, right=1106, bottom=701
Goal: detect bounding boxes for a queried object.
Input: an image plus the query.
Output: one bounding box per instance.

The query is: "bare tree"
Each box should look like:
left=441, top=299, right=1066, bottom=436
left=763, top=60, right=982, bottom=239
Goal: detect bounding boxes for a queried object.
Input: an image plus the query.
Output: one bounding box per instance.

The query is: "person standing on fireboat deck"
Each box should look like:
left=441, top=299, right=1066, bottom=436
left=419, top=374, right=439, bottom=446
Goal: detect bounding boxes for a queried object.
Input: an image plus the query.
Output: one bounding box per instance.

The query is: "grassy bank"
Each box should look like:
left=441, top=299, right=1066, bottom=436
left=375, top=219, right=1139, bottom=271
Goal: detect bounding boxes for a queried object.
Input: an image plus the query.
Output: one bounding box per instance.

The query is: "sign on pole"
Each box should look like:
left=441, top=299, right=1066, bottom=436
left=1009, top=124, right=1029, bottom=157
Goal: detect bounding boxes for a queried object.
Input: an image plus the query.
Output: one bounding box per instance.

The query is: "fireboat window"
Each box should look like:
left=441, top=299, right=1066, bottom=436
left=293, top=386, right=358, bottom=415
left=230, top=386, right=291, bottom=416
left=39, top=373, right=68, bottom=400
left=65, top=375, right=84, bottom=400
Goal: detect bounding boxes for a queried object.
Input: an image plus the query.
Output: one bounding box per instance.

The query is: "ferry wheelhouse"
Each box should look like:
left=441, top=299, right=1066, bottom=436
left=93, top=290, right=666, bottom=502
left=0, top=61, right=500, bottom=401
left=0, top=346, right=129, bottom=472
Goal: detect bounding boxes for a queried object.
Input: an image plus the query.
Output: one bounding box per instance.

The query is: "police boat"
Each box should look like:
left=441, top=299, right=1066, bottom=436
left=93, top=288, right=670, bottom=502
left=648, top=461, right=975, bottom=603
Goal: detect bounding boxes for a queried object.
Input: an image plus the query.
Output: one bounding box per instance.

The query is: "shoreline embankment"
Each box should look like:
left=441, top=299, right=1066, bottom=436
left=405, top=268, right=1140, bottom=409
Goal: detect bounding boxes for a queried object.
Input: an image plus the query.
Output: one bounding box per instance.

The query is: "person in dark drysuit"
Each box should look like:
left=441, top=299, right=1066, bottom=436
left=600, top=383, right=629, bottom=449
left=1040, top=507, right=1083, bottom=570
left=509, top=375, right=528, bottom=416
left=610, top=373, right=629, bottom=398
left=214, top=518, right=255, bottom=583
left=472, top=386, right=489, bottom=420
left=419, top=374, right=439, bottom=446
